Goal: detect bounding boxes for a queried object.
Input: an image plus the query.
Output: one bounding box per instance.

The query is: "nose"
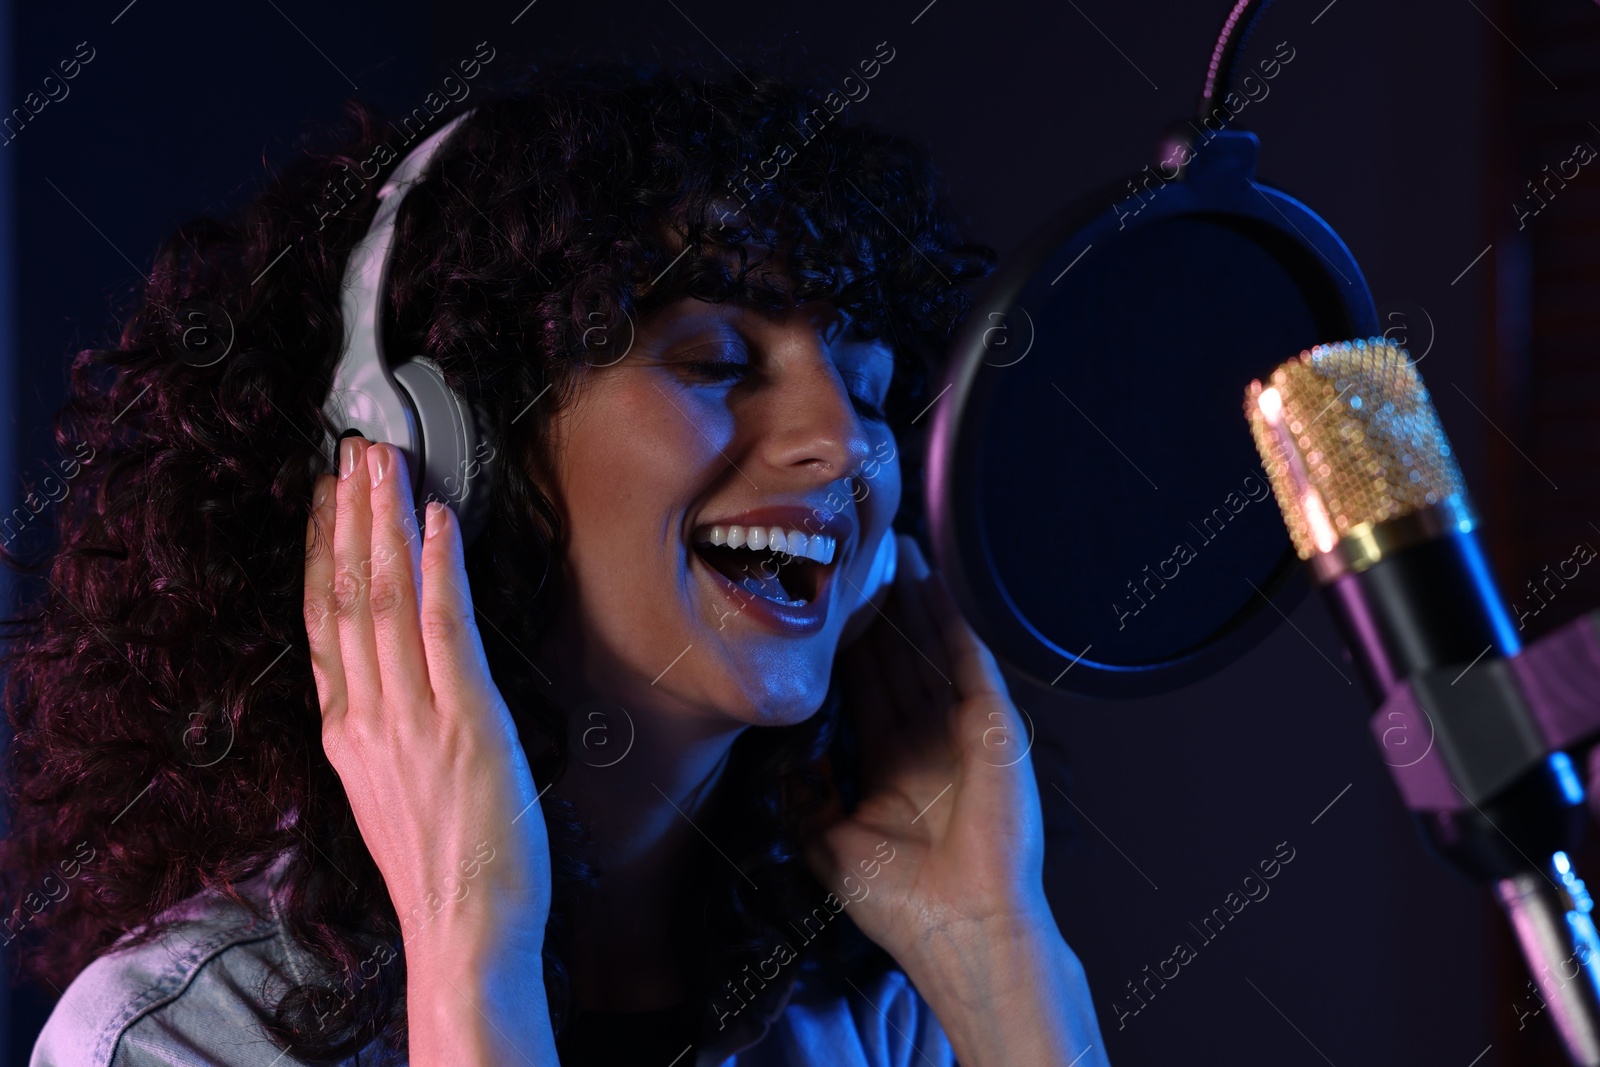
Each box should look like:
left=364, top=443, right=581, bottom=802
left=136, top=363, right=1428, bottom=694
left=754, top=342, right=873, bottom=484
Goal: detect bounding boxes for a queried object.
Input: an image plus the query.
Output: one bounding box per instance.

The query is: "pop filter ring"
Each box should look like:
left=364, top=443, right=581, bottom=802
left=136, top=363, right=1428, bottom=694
left=926, top=126, right=1379, bottom=698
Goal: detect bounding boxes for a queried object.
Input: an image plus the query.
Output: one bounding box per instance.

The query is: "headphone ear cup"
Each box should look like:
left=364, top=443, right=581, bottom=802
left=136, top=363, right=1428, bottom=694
left=390, top=357, right=495, bottom=545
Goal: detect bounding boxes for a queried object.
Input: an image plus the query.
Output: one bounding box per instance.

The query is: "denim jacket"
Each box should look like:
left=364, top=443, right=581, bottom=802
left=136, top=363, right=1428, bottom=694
left=28, top=862, right=957, bottom=1067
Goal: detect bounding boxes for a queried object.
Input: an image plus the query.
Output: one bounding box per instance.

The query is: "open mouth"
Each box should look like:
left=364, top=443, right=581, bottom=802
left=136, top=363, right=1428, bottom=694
left=690, top=523, right=839, bottom=607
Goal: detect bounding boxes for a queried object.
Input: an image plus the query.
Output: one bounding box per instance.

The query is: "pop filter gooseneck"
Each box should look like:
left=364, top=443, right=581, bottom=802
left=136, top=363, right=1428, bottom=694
left=926, top=0, right=1376, bottom=698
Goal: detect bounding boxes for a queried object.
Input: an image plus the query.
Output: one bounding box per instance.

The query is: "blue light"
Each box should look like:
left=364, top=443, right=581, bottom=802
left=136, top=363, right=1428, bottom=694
left=1555, top=851, right=1595, bottom=917
left=1552, top=752, right=1585, bottom=806
left=1451, top=525, right=1521, bottom=655
left=1567, top=912, right=1600, bottom=979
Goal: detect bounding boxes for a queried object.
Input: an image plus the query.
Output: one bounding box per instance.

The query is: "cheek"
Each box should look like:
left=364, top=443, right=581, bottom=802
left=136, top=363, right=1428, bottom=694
left=554, top=385, right=729, bottom=623
left=880, top=459, right=902, bottom=515
left=562, top=385, right=727, bottom=523
left=860, top=436, right=902, bottom=526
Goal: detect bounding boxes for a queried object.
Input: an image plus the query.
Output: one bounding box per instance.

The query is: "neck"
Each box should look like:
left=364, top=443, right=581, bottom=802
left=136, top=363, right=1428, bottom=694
left=544, top=658, right=748, bottom=1012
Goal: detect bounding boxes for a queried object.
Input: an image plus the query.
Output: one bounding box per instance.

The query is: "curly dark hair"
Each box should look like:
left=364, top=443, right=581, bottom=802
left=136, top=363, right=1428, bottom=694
left=0, top=59, right=994, bottom=1062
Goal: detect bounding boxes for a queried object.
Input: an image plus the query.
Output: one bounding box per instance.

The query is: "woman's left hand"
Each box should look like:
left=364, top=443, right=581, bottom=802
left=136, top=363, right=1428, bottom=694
left=806, top=533, right=1047, bottom=955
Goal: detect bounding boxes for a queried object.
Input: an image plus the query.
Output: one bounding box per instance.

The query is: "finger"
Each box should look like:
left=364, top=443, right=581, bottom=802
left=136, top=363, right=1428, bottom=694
left=923, top=574, right=1033, bottom=773
left=333, top=437, right=383, bottom=711
left=303, top=472, right=346, bottom=725
left=418, top=499, right=495, bottom=711
left=866, top=592, right=927, bottom=731
left=365, top=443, right=431, bottom=706
left=926, top=569, right=1010, bottom=703
left=892, top=536, right=955, bottom=702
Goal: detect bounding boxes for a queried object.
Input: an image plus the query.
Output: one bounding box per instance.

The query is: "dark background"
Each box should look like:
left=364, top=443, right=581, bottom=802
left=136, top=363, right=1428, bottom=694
left=3, top=0, right=1598, bottom=1063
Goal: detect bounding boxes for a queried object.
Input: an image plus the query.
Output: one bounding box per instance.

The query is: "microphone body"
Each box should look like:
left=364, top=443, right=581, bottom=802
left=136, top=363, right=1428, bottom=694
left=1247, top=339, right=1600, bottom=1064
left=1323, top=530, right=1587, bottom=879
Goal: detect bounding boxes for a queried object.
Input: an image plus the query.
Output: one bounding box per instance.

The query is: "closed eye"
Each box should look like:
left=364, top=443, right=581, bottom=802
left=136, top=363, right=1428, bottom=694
left=841, top=370, right=889, bottom=422
left=675, top=361, right=889, bottom=422
left=681, top=360, right=887, bottom=421
left=679, top=359, right=749, bottom=384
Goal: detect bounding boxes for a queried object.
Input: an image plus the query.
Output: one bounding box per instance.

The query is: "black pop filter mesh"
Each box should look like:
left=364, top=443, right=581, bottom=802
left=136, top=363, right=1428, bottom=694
left=928, top=130, right=1378, bottom=697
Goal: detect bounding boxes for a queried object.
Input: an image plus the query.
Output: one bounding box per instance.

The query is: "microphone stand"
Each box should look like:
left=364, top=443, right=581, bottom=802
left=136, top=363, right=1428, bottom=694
left=1498, top=856, right=1600, bottom=1064
left=1209, top=0, right=1600, bottom=1054
left=1324, top=549, right=1600, bottom=1067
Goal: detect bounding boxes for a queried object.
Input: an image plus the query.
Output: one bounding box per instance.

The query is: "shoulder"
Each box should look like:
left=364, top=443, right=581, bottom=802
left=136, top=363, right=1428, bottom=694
left=721, top=962, right=956, bottom=1067
left=29, top=863, right=347, bottom=1067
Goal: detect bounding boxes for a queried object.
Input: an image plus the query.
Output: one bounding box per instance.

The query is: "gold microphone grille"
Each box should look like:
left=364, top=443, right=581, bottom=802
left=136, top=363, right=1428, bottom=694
left=1244, top=338, right=1466, bottom=563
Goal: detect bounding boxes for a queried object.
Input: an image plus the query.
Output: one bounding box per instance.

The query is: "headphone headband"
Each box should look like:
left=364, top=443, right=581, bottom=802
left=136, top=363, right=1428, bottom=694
left=321, top=109, right=494, bottom=544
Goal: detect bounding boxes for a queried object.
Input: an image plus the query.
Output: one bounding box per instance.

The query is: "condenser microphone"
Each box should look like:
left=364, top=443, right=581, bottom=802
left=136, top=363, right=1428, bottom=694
left=1245, top=338, right=1600, bottom=1065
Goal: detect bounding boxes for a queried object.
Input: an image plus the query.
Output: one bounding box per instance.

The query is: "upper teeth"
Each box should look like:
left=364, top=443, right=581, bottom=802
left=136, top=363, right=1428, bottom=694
left=696, top=524, right=837, bottom=564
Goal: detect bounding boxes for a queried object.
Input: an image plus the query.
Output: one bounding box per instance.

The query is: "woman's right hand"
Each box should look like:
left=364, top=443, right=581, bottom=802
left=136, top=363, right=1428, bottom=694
left=303, top=436, right=556, bottom=1066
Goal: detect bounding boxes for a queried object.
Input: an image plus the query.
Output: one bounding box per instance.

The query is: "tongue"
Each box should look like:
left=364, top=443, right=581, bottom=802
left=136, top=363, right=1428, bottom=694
left=698, top=546, right=798, bottom=603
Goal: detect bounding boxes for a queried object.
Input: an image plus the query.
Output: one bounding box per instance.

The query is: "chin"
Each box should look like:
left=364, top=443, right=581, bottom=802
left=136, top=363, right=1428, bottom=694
left=702, top=639, right=840, bottom=728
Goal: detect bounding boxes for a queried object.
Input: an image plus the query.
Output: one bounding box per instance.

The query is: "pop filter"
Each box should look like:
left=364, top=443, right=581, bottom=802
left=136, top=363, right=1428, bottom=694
left=926, top=3, right=1377, bottom=697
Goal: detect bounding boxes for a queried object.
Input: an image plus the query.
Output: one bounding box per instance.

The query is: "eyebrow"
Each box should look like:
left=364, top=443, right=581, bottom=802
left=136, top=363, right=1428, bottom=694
left=635, top=307, right=743, bottom=353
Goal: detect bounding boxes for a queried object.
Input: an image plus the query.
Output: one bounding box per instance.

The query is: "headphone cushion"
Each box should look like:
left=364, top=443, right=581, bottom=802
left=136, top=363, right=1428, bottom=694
left=390, top=357, right=495, bottom=544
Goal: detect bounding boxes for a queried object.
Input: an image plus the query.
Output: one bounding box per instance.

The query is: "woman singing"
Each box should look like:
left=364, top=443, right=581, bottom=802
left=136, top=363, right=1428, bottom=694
left=1, top=61, right=1110, bottom=1066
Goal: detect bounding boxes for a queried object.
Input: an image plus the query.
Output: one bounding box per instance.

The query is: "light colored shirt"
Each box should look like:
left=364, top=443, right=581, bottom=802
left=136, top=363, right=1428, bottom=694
left=28, top=863, right=958, bottom=1067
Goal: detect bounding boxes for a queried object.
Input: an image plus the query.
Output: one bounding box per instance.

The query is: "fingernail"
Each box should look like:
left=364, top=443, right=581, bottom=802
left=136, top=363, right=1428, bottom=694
left=425, top=501, right=444, bottom=539
left=369, top=444, right=388, bottom=489
left=339, top=438, right=361, bottom=481
left=313, top=477, right=329, bottom=509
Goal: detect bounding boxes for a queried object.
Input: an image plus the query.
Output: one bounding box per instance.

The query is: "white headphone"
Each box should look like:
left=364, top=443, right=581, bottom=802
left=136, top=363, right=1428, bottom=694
left=320, top=110, right=495, bottom=544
